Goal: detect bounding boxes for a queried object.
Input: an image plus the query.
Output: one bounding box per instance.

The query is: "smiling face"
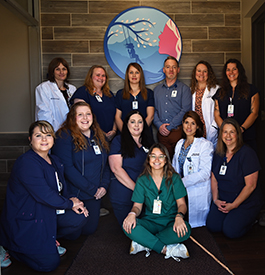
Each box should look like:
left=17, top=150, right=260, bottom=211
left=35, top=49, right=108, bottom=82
left=183, top=117, right=198, bottom=138
left=149, top=147, right=167, bottom=171
left=30, top=126, right=54, bottom=156
left=92, top=67, right=106, bottom=90
left=75, top=106, right=93, bottom=134
left=54, top=63, right=68, bottom=82
left=222, top=123, right=237, bottom=149
left=195, top=63, right=208, bottom=84
left=127, top=113, right=144, bottom=138
left=128, top=65, right=141, bottom=85
left=226, top=63, right=239, bottom=84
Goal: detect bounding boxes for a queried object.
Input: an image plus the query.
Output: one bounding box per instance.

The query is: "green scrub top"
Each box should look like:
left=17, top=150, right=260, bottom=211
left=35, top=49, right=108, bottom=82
left=132, top=173, right=187, bottom=225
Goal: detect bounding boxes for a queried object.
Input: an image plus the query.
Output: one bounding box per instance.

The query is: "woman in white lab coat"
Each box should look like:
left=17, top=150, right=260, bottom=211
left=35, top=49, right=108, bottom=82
left=172, top=111, right=214, bottom=228
left=35, top=57, right=76, bottom=131
left=190, top=61, right=219, bottom=148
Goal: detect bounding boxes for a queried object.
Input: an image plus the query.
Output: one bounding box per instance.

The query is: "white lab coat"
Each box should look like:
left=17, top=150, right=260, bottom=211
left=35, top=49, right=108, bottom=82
left=35, top=81, right=76, bottom=131
left=172, top=137, right=214, bottom=228
left=192, top=85, right=219, bottom=148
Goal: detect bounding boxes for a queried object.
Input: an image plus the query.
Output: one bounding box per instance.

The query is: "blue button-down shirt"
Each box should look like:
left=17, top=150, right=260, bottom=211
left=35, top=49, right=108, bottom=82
left=153, top=79, right=192, bottom=131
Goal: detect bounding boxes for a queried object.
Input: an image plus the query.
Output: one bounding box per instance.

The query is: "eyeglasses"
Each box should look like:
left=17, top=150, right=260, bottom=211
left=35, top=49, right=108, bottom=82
left=149, top=154, right=166, bottom=160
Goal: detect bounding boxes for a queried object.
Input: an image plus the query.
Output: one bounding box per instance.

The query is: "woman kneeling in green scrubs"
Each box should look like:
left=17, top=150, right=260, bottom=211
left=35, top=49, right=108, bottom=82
left=123, top=143, right=191, bottom=262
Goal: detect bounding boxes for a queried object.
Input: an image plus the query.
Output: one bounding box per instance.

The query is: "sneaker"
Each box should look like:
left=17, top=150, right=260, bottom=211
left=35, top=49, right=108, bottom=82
left=130, top=241, right=151, bottom=257
left=165, top=243, right=189, bottom=262
left=57, top=246, right=67, bottom=257
left=100, top=208, right=110, bottom=217
left=0, top=246, right=12, bottom=268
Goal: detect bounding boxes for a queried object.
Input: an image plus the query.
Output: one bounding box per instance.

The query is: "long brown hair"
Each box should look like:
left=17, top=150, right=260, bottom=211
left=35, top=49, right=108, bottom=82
left=216, top=118, right=244, bottom=156
left=84, top=65, right=112, bottom=97
left=123, top=63, right=147, bottom=100
left=57, top=102, right=109, bottom=152
left=190, top=60, right=218, bottom=94
left=219, top=59, right=249, bottom=100
left=141, top=143, right=176, bottom=188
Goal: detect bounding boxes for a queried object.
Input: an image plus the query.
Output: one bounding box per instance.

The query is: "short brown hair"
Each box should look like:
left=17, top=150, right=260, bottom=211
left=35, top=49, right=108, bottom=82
left=163, top=56, right=179, bottom=67
left=29, top=120, right=55, bottom=140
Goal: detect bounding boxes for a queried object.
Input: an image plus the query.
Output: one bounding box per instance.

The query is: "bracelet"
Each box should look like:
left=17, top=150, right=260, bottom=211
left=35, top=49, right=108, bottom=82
left=112, top=129, right=117, bottom=132
left=176, top=212, right=185, bottom=218
left=128, top=212, right=136, bottom=216
left=241, top=126, right=246, bottom=132
left=214, top=199, right=218, bottom=203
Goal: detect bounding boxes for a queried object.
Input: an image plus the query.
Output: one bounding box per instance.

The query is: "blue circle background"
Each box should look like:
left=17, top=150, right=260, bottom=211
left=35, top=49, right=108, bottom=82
left=104, top=6, right=182, bottom=85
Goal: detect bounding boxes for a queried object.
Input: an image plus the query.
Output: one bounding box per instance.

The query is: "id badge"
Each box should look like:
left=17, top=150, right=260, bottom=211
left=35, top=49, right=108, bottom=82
left=93, top=145, right=101, bottom=155
left=188, top=163, right=194, bottom=174
left=171, top=90, right=177, bottom=97
left=227, top=104, right=234, bottom=117
left=95, top=95, right=103, bottom=102
left=132, top=101, right=138, bottom=109
left=56, top=209, right=65, bottom=215
left=219, top=165, right=227, bottom=175
left=153, top=199, right=162, bottom=214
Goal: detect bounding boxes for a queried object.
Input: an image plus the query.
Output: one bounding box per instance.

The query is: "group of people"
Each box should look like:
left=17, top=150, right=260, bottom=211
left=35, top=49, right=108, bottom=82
left=0, top=55, right=263, bottom=271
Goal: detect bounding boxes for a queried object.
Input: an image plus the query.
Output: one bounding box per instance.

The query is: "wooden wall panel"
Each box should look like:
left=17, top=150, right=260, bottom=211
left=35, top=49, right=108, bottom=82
left=89, top=1, right=139, bottom=13
left=192, top=2, right=240, bottom=14
left=175, top=14, right=224, bottom=26
left=41, top=1, right=88, bottom=13
left=40, top=0, right=242, bottom=90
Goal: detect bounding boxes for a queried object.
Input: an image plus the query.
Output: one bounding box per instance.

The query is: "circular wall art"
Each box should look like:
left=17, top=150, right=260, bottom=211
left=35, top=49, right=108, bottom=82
left=104, top=6, right=182, bottom=85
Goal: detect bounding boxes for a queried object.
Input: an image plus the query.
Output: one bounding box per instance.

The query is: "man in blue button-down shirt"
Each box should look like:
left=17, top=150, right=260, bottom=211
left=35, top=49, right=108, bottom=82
left=153, top=56, right=192, bottom=159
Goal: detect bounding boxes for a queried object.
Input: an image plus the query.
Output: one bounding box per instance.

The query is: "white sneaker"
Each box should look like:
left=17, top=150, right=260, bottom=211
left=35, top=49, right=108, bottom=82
left=130, top=241, right=151, bottom=257
left=0, top=245, right=12, bottom=268
left=165, top=243, right=189, bottom=262
left=57, top=246, right=67, bottom=257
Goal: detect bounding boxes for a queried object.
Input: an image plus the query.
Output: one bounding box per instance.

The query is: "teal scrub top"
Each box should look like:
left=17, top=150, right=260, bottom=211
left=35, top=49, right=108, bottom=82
left=132, top=173, right=187, bottom=225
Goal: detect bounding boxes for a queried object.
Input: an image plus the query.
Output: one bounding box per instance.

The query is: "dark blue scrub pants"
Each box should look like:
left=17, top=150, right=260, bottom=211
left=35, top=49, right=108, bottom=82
left=9, top=209, right=87, bottom=272
left=206, top=202, right=261, bottom=239
left=65, top=198, right=101, bottom=239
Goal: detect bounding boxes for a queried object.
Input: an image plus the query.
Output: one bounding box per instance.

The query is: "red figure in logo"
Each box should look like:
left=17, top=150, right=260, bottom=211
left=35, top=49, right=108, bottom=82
left=159, top=19, right=181, bottom=61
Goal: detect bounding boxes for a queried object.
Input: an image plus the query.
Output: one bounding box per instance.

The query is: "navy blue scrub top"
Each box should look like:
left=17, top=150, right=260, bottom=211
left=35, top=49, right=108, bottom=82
left=109, top=135, right=148, bottom=182
left=115, top=88, right=154, bottom=121
left=212, top=145, right=262, bottom=207
left=0, top=149, right=72, bottom=255
left=70, top=86, right=116, bottom=133
left=108, top=135, right=148, bottom=204
left=52, top=130, right=110, bottom=201
left=213, top=84, right=258, bottom=141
